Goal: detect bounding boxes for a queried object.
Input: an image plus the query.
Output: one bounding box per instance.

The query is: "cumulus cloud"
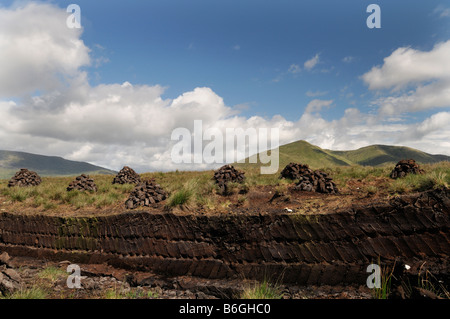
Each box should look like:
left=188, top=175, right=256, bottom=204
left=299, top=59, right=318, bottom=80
left=362, top=40, right=450, bottom=115
left=362, top=41, right=450, bottom=91
left=393, top=112, right=450, bottom=155
left=398, top=112, right=450, bottom=142
left=372, top=80, right=450, bottom=115
left=0, top=2, right=90, bottom=97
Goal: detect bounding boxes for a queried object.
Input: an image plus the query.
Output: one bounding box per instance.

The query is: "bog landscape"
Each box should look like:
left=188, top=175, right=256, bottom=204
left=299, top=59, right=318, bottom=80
left=1, top=1, right=450, bottom=307
left=1, top=140, right=449, bottom=299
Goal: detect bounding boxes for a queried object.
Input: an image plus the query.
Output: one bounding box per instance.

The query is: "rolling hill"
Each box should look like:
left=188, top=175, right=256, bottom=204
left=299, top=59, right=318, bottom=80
left=0, top=150, right=117, bottom=179
left=235, top=140, right=450, bottom=172
left=328, top=144, right=450, bottom=166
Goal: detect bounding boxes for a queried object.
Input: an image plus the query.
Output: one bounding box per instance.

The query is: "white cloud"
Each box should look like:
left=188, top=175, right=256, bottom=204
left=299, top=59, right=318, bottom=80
left=362, top=40, right=450, bottom=115
left=362, top=41, right=450, bottom=91
left=2, top=79, right=450, bottom=172
left=393, top=112, right=450, bottom=155
left=305, top=99, right=333, bottom=113
left=304, top=54, right=320, bottom=71
left=372, top=80, right=450, bottom=115
left=0, top=3, right=90, bottom=97
left=399, top=112, right=450, bottom=141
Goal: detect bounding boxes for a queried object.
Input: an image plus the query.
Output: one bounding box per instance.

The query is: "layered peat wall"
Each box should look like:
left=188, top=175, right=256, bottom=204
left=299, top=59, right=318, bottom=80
left=0, top=188, right=449, bottom=286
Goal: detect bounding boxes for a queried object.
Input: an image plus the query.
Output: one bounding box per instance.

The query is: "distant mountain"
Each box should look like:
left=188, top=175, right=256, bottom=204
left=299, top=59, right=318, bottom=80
left=328, top=144, right=450, bottom=167
left=0, top=150, right=117, bottom=179
left=235, top=140, right=450, bottom=172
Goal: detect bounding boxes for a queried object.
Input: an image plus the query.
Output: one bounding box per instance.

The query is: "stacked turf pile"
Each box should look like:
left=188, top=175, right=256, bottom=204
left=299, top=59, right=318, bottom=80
left=125, top=179, right=167, bottom=209
left=8, top=169, right=42, bottom=187
left=294, top=170, right=339, bottom=194
left=112, top=166, right=141, bottom=185
left=67, top=174, right=98, bottom=192
left=390, top=159, right=425, bottom=179
left=213, top=165, right=246, bottom=194
left=280, top=163, right=338, bottom=194
left=279, top=162, right=312, bottom=180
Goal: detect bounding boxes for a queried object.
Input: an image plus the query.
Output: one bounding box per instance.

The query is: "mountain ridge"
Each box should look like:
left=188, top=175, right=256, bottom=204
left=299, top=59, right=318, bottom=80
left=235, top=140, right=450, bottom=172
left=0, top=150, right=117, bottom=179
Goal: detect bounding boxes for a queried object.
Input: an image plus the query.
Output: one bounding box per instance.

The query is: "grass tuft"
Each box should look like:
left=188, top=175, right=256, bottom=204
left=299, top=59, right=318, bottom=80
left=371, top=262, right=395, bottom=300
left=167, top=188, right=193, bottom=207
left=1, top=286, right=48, bottom=299
left=240, top=280, right=284, bottom=299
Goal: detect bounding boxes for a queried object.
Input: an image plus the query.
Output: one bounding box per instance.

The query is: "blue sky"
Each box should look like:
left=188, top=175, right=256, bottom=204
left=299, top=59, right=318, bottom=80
left=75, top=0, right=449, bottom=119
left=0, top=0, right=449, bottom=171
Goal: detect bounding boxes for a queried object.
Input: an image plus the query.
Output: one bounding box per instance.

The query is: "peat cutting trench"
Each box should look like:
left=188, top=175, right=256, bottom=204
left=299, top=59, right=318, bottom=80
left=0, top=188, right=449, bottom=297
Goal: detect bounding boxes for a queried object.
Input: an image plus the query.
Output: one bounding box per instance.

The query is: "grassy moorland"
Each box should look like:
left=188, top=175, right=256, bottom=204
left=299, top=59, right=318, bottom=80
left=0, top=161, right=448, bottom=216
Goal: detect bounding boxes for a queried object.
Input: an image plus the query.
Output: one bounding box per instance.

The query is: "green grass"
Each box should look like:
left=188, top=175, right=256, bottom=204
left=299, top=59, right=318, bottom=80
left=0, top=175, right=135, bottom=212
left=0, top=161, right=449, bottom=213
left=371, top=263, right=395, bottom=300
left=365, top=185, right=379, bottom=195
left=146, top=290, right=159, bottom=299
left=332, top=165, right=390, bottom=180
left=95, top=192, right=121, bottom=209
left=167, top=188, right=193, bottom=207
left=388, top=163, right=450, bottom=194
left=103, top=285, right=156, bottom=299
left=104, top=288, right=126, bottom=299
left=37, top=266, right=68, bottom=284
left=0, top=265, right=68, bottom=299
left=240, top=280, right=284, bottom=299
left=0, top=286, right=48, bottom=299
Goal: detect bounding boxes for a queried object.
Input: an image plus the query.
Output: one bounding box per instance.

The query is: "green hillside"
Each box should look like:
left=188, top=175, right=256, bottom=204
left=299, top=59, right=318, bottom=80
left=0, top=150, right=117, bottom=179
left=275, top=140, right=354, bottom=168
left=234, top=140, right=450, bottom=173
left=328, top=144, right=450, bottom=166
